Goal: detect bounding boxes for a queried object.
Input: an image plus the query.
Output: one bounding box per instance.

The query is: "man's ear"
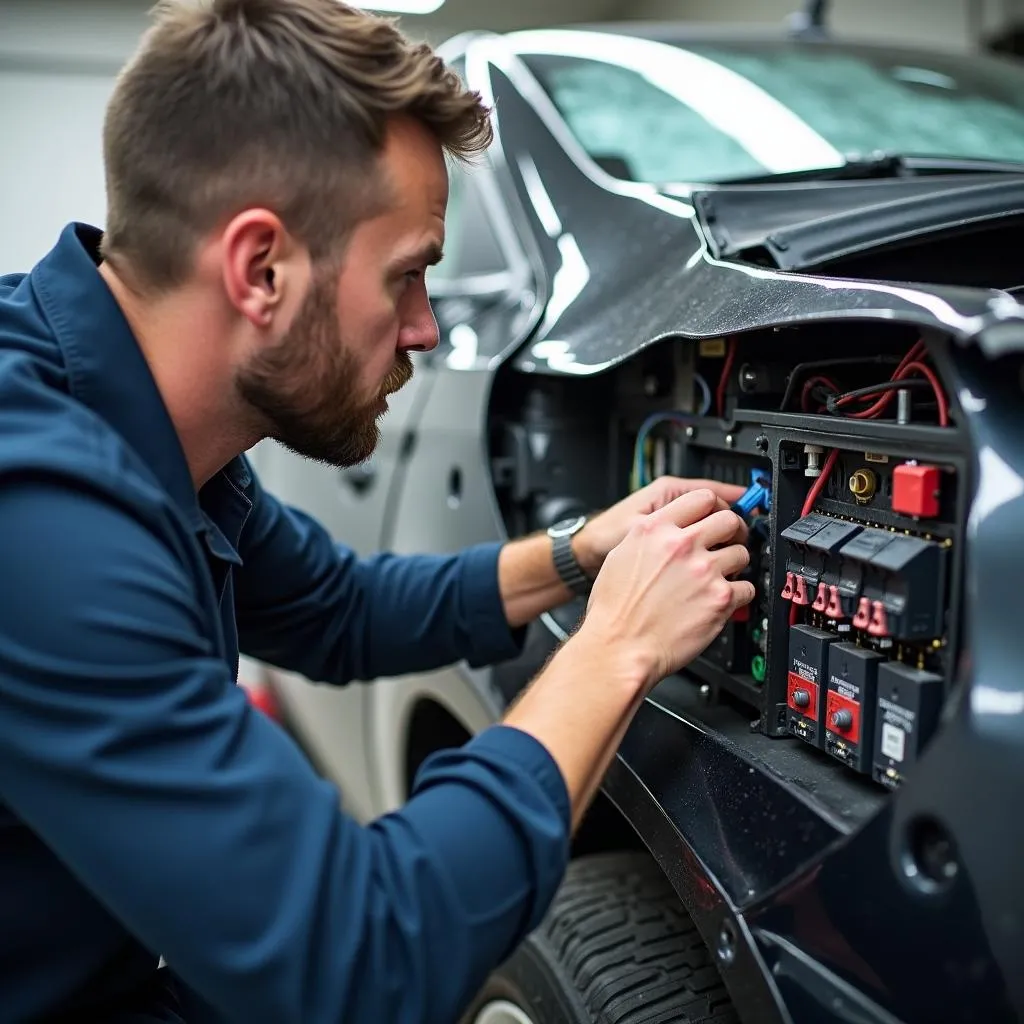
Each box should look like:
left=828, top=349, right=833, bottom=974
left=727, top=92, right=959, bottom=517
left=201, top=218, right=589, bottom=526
left=220, top=210, right=304, bottom=328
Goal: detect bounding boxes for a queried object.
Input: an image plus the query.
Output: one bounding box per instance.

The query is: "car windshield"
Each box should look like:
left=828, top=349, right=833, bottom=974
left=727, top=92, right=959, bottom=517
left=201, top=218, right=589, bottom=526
left=515, top=31, right=1024, bottom=184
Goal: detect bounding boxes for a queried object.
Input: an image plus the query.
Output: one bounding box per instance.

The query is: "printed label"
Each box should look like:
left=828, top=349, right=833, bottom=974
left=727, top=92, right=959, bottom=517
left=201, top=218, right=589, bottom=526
left=881, top=723, right=906, bottom=762
left=792, top=659, right=818, bottom=682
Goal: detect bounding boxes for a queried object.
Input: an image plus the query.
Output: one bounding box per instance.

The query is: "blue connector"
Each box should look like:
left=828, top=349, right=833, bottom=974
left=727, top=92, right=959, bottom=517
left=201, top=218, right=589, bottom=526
left=731, top=469, right=772, bottom=519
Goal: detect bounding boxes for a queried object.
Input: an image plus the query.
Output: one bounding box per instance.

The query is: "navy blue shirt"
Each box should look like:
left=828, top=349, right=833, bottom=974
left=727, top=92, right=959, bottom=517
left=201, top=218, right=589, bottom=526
left=0, top=224, right=570, bottom=1023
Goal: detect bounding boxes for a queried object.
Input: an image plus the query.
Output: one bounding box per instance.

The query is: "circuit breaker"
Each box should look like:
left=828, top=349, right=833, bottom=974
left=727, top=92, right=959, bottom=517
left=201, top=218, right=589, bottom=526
left=873, top=662, right=944, bottom=788
left=787, top=624, right=837, bottom=749
left=825, top=643, right=884, bottom=773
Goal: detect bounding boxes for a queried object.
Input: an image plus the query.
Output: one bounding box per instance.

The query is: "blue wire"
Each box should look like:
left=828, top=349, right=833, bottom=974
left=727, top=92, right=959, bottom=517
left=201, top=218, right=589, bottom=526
left=694, top=373, right=712, bottom=416
left=632, top=374, right=713, bottom=488
left=633, top=412, right=697, bottom=488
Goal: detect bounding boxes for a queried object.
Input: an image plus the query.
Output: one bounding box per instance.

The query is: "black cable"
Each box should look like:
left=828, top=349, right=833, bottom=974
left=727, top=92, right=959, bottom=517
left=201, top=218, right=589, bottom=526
left=780, top=355, right=902, bottom=412
left=825, top=378, right=932, bottom=415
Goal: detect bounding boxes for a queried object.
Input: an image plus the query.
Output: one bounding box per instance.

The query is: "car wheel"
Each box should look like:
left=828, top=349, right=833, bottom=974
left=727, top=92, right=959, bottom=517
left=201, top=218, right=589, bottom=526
left=461, top=852, right=739, bottom=1024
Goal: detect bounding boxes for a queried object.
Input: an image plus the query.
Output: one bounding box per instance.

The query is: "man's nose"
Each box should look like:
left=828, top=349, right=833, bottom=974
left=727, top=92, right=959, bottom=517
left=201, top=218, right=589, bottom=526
left=398, top=300, right=440, bottom=353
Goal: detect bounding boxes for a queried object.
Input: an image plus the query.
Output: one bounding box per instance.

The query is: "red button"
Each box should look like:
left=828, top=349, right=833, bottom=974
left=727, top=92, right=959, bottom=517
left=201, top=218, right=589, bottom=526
left=792, top=576, right=810, bottom=606
left=892, top=463, right=941, bottom=518
left=812, top=582, right=828, bottom=612
left=825, top=585, right=845, bottom=619
left=781, top=572, right=795, bottom=600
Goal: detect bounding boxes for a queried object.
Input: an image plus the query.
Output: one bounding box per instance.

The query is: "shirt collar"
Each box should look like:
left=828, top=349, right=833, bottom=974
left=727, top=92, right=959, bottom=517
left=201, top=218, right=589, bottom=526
left=30, top=223, right=246, bottom=542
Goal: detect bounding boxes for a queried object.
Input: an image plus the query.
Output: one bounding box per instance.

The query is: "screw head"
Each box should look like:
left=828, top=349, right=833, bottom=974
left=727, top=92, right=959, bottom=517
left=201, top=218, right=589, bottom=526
left=725, top=434, right=736, bottom=448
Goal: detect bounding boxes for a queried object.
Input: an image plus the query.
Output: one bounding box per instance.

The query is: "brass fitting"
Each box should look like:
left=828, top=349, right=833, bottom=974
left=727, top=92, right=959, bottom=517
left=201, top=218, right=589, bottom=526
left=849, top=468, right=877, bottom=502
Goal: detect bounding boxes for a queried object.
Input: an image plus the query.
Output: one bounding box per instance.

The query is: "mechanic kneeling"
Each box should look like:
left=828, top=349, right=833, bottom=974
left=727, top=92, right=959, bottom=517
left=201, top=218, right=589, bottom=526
left=0, top=1, right=754, bottom=1021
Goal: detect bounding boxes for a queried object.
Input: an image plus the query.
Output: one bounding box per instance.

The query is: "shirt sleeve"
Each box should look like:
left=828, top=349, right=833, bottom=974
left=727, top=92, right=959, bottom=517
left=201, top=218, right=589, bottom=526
left=0, top=475, right=570, bottom=1024
left=234, top=470, right=525, bottom=683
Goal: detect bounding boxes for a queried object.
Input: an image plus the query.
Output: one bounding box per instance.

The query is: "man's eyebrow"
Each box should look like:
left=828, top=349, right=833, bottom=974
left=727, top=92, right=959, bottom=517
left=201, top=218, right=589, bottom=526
left=421, top=242, right=445, bottom=266
left=392, top=241, right=444, bottom=272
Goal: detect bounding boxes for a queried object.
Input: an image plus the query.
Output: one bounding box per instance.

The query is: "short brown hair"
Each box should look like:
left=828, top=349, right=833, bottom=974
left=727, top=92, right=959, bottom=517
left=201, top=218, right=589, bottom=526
left=100, top=0, right=492, bottom=291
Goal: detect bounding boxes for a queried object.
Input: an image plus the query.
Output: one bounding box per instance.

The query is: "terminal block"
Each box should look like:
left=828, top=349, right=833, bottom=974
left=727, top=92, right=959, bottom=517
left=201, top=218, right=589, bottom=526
left=837, top=529, right=946, bottom=641
left=781, top=513, right=947, bottom=642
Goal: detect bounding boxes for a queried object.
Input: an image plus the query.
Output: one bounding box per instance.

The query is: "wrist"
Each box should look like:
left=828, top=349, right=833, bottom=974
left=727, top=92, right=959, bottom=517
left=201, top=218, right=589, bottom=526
left=568, top=622, right=653, bottom=698
left=570, top=526, right=602, bottom=579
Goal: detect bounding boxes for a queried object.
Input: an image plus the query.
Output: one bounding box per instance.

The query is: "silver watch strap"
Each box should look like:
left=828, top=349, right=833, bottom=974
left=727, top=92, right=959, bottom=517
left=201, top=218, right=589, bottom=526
left=552, top=530, right=591, bottom=598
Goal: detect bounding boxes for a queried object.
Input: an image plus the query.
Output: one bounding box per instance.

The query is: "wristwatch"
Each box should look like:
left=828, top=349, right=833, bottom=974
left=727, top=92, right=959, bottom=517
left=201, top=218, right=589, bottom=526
left=547, top=515, right=592, bottom=598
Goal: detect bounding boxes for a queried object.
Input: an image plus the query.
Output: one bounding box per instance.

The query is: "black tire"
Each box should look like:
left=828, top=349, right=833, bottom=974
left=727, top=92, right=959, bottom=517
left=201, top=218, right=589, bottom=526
left=460, top=851, right=739, bottom=1024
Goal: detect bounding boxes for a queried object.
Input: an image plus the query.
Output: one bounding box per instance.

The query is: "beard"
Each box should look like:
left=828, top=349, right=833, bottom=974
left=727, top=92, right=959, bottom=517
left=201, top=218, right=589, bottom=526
left=236, top=272, right=413, bottom=467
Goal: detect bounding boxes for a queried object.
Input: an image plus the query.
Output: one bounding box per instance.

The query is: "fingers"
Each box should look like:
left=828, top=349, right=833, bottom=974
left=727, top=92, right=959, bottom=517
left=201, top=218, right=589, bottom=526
left=649, top=488, right=718, bottom=529
left=713, top=542, right=751, bottom=578
left=727, top=579, right=757, bottom=613
left=650, top=476, right=748, bottom=505
left=692, top=507, right=748, bottom=548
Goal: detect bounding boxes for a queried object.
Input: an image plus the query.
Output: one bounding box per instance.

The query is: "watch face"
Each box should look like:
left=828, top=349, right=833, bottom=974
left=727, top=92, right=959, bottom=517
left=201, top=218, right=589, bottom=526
left=548, top=515, right=587, bottom=538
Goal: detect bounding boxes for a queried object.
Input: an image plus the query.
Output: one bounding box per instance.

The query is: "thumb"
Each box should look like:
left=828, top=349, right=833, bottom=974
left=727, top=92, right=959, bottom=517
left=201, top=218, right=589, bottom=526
left=649, top=488, right=718, bottom=529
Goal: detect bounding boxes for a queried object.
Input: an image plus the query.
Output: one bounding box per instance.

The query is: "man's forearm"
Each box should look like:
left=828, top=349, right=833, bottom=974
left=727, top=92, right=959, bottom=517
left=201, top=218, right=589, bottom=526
left=502, top=630, right=648, bottom=832
left=497, top=533, right=581, bottom=629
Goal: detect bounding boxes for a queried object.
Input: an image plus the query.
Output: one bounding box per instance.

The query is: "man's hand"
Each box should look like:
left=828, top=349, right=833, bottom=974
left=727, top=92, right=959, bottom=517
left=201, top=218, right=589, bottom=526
left=572, top=477, right=748, bottom=578
left=578, top=488, right=754, bottom=691
left=498, top=476, right=749, bottom=629
left=503, top=488, right=755, bottom=831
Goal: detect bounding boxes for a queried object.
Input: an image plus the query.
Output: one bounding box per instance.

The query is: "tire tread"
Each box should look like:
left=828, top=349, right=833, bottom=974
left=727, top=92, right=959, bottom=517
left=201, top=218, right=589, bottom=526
left=539, top=852, right=739, bottom=1024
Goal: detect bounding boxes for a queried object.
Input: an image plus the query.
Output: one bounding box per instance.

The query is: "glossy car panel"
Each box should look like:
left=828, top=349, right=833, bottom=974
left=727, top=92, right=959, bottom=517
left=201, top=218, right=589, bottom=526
left=262, top=25, right=1024, bottom=1023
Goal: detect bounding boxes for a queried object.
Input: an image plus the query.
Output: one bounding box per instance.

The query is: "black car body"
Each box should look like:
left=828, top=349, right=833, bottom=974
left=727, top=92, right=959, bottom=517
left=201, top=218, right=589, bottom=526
left=260, top=24, right=1024, bottom=1024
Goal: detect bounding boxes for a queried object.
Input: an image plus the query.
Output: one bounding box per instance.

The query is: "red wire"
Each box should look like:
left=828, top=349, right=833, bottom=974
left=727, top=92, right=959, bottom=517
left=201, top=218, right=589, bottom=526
left=842, top=341, right=926, bottom=420
left=800, top=375, right=841, bottom=412
left=802, top=449, right=839, bottom=517
left=895, top=360, right=949, bottom=426
left=716, top=339, right=736, bottom=418
left=789, top=449, right=839, bottom=626
left=836, top=354, right=949, bottom=426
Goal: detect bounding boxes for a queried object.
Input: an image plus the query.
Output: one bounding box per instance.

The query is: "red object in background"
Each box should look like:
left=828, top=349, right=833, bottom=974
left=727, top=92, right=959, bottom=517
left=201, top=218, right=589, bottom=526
left=243, top=682, right=281, bottom=721
left=731, top=603, right=750, bottom=623
left=892, top=463, right=941, bottom=518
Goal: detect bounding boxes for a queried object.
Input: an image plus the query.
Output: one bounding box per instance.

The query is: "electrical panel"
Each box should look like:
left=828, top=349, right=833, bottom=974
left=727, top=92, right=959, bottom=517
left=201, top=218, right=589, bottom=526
left=613, top=340, right=964, bottom=791
left=491, top=330, right=965, bottom=794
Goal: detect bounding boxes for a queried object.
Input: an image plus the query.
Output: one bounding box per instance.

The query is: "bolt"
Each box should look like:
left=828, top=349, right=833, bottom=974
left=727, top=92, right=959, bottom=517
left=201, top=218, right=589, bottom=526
left=685, top=425, right=697, bottom=439
left=755, top=434, right=769, bottom=452
left=897, top=388, right=912, bottom=425
left=725, top=434, right=736, bottom=448
left=804, top=444, right=824, bottom=478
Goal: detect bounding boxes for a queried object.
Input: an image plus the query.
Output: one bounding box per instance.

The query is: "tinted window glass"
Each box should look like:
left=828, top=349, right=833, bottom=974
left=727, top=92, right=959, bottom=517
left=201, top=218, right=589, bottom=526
left=521, top=37, right=1024, bottom=183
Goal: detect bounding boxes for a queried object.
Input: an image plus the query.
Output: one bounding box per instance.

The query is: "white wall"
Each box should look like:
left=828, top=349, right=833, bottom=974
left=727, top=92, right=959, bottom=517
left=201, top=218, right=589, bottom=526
left=610, top=0, right=1007, bottom=52
left=0, top=0, right=620, bottom=270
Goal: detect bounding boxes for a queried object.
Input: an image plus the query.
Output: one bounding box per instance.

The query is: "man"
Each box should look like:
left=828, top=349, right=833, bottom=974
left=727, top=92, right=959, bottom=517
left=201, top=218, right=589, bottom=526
left=0, top=1, right=753, bottom=1021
